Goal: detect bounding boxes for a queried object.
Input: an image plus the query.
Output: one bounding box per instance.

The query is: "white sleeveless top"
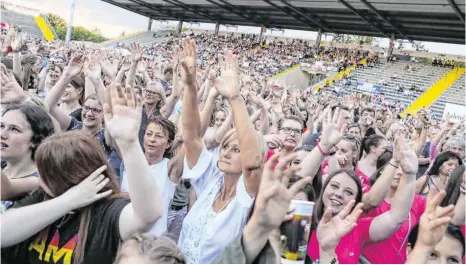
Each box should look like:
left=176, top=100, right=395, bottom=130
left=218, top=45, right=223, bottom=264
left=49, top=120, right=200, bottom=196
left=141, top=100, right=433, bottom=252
left=121, top=158, right=176, bottom=236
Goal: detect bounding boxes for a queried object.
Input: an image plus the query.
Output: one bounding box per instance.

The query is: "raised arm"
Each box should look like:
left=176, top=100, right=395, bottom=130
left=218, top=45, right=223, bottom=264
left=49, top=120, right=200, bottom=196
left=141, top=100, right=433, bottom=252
left=406, top=190, right=455, bottom=264
left=369, top=140, right=418, bottom=242
left=10, top=33, right=22, bottom=79
left=1, top=167, right=112, bottom=247
left=250, top=92, right=271, bottom=135
left=103, top=83, right=163, bottom=241
left=126, top=43, right=143, bottom=87
left=199, top=85, right=219, bottom=137
left=1, top=172, right=39, bottom=200
left=46, top=55, right=85, bottom=130
left=180, top=38, right=203, bottom=168
left=161, top=53, right=181, bottom=118
left=297, top=107, right=347, bottom=180
left=452, top=188, right=465, bottom=225
left=216, top=50, right=264, bottom=196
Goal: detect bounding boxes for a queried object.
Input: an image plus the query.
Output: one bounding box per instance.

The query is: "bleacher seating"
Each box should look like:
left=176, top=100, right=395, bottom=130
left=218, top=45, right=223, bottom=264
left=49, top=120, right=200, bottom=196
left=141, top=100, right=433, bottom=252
left=103, top=30, right=178, bottom=47
left=1, top=10, right=43, bottom=40
left=326, top=61, right=464, bottom=118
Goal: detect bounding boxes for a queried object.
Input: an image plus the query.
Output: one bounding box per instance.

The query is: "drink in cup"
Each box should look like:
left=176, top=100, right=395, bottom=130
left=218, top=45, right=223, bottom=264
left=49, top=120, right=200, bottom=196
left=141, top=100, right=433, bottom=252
left=280, top=200, right=314, bottom=264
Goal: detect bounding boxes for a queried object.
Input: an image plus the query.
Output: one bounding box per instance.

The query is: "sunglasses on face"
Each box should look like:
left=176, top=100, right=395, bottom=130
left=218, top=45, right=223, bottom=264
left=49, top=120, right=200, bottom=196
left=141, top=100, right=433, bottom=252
left=82, top=106, right=102, bottom=115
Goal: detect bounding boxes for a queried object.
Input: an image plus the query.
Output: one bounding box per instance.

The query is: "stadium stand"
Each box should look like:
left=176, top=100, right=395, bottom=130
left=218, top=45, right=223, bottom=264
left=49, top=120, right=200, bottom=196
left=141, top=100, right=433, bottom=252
left=324, top=60, right=464, bottom=118
left=0, top=10, right=44, bottom=40
left=103, top=29, right=178, bottom=47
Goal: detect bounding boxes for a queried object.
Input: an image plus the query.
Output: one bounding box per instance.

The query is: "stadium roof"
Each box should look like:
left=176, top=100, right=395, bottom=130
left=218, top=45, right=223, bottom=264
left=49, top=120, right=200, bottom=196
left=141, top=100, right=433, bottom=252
left=101, top=0, right=465, bottom=44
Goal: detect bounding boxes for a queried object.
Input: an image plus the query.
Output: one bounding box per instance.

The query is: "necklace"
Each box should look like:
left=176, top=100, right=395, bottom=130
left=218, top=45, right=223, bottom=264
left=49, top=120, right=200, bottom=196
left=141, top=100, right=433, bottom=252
left=213, top=186, right=235, bottom=213
left=56, top=212, right=74, bottom=229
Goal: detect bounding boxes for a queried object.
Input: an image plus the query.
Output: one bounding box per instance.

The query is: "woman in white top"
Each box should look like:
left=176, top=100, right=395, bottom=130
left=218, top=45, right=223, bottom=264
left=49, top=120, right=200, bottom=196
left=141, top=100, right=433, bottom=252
left=178, top=39, right=266, bottom=263
left=120, top=115, right=184, bottom=236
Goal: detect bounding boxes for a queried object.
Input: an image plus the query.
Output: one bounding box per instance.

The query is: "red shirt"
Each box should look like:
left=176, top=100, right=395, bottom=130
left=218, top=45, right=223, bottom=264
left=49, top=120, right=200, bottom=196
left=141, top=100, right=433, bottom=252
left=266, top=149, right=279, bottom=169
left=307, top=217, right=374, bottom=264
left=361, top=194, right=427, bottom=263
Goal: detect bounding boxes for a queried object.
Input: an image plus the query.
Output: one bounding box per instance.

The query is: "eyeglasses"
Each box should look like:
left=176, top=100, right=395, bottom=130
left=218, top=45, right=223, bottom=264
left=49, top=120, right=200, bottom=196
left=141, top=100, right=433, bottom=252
left=144, top=90, right=160, bottom=96
left=82, top=106, right=102, bottom=115
left=281, top=127, right=302, bottom=135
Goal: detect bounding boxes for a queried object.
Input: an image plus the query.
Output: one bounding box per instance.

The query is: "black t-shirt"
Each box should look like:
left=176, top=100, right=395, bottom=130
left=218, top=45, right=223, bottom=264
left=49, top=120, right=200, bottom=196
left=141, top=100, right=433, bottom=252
left=2, top=190, right=130, bottom=264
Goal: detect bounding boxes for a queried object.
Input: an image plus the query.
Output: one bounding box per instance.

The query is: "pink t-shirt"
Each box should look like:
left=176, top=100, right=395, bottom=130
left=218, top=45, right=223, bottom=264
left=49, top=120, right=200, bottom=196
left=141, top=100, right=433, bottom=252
left=307, top=217, right=374, bottom=264
left=360, top=194, right=427, bottom=263
left=321, top=160, right=371, bottom=194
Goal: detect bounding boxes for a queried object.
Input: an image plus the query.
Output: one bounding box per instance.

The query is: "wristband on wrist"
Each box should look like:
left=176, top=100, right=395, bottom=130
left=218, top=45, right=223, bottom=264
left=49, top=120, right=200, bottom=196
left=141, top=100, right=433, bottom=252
left=13, top=48, right=22, bottom=53
left=317, top=143, right=330, bottom=156
left=389, top=162, right=399, bottom=168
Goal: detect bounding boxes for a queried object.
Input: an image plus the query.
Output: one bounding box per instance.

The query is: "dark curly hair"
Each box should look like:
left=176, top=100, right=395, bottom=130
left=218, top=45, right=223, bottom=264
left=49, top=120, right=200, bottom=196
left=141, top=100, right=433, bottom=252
left=3, top=102, right=55, bottom=160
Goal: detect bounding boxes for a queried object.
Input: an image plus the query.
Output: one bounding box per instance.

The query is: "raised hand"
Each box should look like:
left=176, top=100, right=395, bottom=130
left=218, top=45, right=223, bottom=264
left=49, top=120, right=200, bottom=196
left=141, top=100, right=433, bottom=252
left=180, top=38, right=197, bottom=86
left=264, top=134, right=283, bottom=149
left=250, top=153, right=312, bottom=231
left=416, top=190, right=455, bottom=248
left=64, top=54, right=85, bottom=78
left=129, top=42, right=144, bottom=62
left=0, top=64, right=25, bottom=104
left=137, top=60, right=148, bottom=73
left=103, top=83, right=142, bottom=147
left=62, top=165, right=113, bottom=209
left=398, top=135, right=419, bottom=175
left=317, top=200, right=364, bottom=251
left=83, top=55, right=102, bottom=80
left=216, top=50, right=241, bottom=101
left=319, top=107, right=348, bottom=151
left=10, top=32, right=22, bottom=50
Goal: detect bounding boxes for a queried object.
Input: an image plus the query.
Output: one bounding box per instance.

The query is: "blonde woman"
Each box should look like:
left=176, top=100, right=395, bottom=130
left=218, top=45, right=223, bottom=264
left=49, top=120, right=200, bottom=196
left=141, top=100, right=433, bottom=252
left=178, top=38, right=266, bottom=263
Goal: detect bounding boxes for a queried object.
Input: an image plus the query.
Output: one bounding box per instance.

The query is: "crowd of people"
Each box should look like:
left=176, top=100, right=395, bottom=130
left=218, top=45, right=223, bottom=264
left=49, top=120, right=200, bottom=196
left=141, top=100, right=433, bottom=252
left=0, top=26, right=465, bottom=264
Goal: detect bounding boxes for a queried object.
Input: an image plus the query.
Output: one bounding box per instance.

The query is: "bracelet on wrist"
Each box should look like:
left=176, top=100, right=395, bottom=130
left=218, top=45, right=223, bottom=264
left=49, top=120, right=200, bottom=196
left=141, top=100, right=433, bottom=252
left=317, top=143, right=331, bottom=156
left=389, top=162, right=399, bottom=168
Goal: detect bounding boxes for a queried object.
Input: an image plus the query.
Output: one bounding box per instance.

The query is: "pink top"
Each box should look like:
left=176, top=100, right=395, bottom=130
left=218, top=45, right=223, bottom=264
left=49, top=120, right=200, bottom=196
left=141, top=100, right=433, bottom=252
left=307, top=217, right=374, bottom=264
left=321, top=160, right=371, bottom=194
left=360, top=194, right=427, bottom=264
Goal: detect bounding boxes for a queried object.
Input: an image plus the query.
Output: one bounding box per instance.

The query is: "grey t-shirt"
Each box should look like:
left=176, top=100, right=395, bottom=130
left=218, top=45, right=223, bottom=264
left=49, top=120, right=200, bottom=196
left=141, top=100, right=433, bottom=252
left=170, top=178, right=191, bottom=207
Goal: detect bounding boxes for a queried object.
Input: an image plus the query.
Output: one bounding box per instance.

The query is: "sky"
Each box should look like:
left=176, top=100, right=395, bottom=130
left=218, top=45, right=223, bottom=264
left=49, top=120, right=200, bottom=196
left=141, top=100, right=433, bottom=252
left=6, top=0, right=466, bottom=56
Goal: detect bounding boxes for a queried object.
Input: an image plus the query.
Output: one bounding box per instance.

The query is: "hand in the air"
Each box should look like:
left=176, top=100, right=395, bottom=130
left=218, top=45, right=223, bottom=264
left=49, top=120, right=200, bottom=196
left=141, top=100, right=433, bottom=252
left=180, top=38, right=197, bottom=86
left=216, top=50, right=241, bottom=101
left=103, top=83, right=142, bottom=148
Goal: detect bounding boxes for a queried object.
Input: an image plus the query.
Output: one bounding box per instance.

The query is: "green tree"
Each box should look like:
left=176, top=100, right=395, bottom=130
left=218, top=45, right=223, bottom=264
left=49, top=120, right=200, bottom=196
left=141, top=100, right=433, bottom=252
left=45, top=13, right=67, bottom=29
left=44, top=13, right=108, bottom=43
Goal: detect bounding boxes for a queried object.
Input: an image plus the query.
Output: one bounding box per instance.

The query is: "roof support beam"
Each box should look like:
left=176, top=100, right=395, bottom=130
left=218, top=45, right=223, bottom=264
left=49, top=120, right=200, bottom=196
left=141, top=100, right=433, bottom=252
left=262, top=0, right=317, bottom=31
left=359, top=0, right=413, bottom=42
left=204, top=0, right=263, bottom=25
left=446, top=0, right=465, bottom=22
left=277, top=0, right=334, bottom=33
left=337, top=0, right=389, bottom=38
left=160, top=0, right=219, bottom=22
left=128, top=0, right=179, bottom=20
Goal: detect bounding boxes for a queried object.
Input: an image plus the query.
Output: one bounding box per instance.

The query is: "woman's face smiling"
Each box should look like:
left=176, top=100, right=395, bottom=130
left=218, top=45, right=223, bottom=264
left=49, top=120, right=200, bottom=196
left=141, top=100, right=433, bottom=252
left=322, top=172, right=358, bottom=215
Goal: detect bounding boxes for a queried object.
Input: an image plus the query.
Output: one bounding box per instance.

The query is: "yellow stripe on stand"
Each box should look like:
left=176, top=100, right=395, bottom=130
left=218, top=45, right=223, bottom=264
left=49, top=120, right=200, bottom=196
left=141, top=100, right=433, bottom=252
left=314, top=57, right=368, bottom=92
left=269, top=64, right=302, bottom=79
left=34, top=16, right=54, bottom=41
left=401, top=67, right=465, bottom=117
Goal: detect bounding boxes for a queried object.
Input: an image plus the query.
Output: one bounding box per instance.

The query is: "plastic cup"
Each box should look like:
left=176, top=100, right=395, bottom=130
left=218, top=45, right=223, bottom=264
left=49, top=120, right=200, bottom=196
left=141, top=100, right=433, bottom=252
left=280, top=200, right=315, bottom=264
